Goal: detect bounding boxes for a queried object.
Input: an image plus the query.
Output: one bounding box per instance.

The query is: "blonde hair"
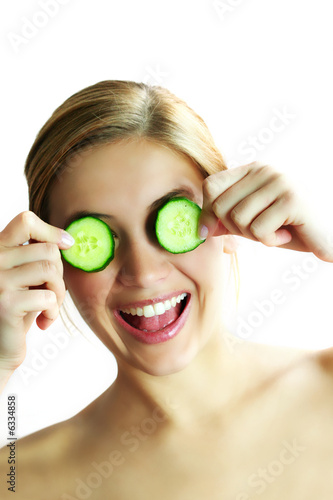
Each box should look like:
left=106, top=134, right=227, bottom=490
left=24, top=80, right=239, bottom=336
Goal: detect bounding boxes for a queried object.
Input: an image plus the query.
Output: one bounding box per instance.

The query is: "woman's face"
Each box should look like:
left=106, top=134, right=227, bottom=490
left=49, top=138, right=227, bottom=376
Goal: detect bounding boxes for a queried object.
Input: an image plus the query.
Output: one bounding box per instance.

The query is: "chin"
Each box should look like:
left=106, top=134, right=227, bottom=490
left=130, top=333, right=205, bottom=377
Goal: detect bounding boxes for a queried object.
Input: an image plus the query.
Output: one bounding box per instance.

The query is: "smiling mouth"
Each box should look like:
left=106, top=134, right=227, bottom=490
left=118, top=293, right=188, bottom=333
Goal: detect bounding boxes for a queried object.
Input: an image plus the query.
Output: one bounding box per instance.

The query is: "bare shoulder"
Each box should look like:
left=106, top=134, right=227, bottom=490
left=245, top=340, right=333, bottom=411
left=0, top=412, right=88, bottom=500
left=23, top=415, right=81, bottom=455
left=0, top=387, right=122, bottom=500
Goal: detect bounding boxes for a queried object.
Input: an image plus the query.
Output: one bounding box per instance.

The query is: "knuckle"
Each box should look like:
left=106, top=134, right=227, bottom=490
left=20, top=210, right=37, bottom=227
left=230, top=207, right=246, bottom=228
left=279, top=190, right=294, bottom=205
left=258, top=234, right=276, bottom=247
left=43, top=289, right=57, bottom=304
left=202, top=176, right=214, bottom=197
left=259, top=235, right=275, bottom=247
left=44, top=242, right=60, bottom=259
left=41, top=260, right=56, bottom=275
left=252, top=163, right=274, bottom=177
left=271, top=170, right=289, bottom=188
left=0, top=290, right=13, bottom=316
left=246, top=161, right=266, bottom=174
left=266, top=168, right=281, bottom=181
left=211, top=196, right=223, bottom=216
left=271, top=173, right=285, bottom=187
left=252, top=161, right=271, bottom=169
left=250, top=219, right=265, bottom=239
left=202, top=173, right=223, bottom=199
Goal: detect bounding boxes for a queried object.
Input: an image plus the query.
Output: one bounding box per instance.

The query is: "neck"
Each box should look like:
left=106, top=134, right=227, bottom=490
left=102, top=326, right=258, bottom=433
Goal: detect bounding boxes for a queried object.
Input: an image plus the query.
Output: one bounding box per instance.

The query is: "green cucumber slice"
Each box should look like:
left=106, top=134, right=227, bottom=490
left=155, top=197, right=205, bottom=253
left=61, top=216, right=114, bottom=272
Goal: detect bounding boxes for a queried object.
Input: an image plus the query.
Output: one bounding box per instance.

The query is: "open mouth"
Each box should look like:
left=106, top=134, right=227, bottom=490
left=113, top=293, right=191, bottom=344
left=119, top=293, right=188, bottom=332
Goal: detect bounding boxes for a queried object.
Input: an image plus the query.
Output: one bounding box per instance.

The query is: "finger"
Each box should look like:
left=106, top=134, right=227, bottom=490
left=249, top=197, right=294, bottom=247
left=199, top=167, right=247, bottom=236
left=0, top=211, right=74, bottom=249
left=35, top=313, right=56, bottom=331
left=226, top=175, right=289, bottom=239
left=204, top=164, right=253, bottom=203
left=0, top=242, right=63, bottom=277
left=281, top=213, right=333, bottom=261
left=209, top=167, right=279, bottom=237
left=198, top=212, right=228, bottom=240
left=12, top=289, right=59, bottom=326
left=2, top=260, right=66, bottom=308
left=199, top=163, right=258, bottom=237
left=199, top=188, right=223, bottom=239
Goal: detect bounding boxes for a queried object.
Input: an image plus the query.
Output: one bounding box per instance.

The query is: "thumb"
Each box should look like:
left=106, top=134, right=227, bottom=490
left=198, top=209, right=228, bottom=239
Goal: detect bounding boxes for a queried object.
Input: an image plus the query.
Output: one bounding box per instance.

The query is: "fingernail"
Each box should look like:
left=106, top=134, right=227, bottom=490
left=61, top=230, right=75, bottom=247
left=199, top=224, right=209, bottom=240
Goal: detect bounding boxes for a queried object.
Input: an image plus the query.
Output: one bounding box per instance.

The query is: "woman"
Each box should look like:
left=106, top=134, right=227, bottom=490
left=0, top=80, right=332, bottom=499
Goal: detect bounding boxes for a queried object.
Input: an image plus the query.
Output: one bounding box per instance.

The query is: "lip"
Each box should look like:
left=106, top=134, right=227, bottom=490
left=115, top=290, right=190, bottom=311
left=113, top=293, right=192, bottom=345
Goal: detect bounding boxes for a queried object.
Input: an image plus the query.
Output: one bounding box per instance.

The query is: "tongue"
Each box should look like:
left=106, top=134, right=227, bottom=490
left=121, top=301, right=183, bottom=332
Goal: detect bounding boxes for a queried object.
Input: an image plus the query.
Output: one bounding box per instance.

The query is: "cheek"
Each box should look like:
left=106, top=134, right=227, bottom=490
left=203, top=237, right=225, bottom=280
left=176, top=236, right=225, bottom=294
left=63, top=263, right=114, bottom=324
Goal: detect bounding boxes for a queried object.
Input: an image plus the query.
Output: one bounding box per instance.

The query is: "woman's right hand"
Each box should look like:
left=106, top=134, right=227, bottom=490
left=0, top=211, right=74, bottom=373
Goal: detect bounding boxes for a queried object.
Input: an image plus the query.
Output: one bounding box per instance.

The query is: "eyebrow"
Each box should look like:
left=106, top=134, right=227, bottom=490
left=62, top=186, right=198, bottom=229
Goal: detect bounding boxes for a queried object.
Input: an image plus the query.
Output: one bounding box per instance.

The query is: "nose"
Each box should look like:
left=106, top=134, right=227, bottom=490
left=116, top=238, right=172, bottom=288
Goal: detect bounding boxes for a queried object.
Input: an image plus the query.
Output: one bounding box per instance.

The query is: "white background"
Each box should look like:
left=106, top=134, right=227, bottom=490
left=0, top=0, right=332, bottom=444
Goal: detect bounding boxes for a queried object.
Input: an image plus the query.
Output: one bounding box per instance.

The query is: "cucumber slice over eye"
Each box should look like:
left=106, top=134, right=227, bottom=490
left=155, top=197, right=205, bottom=254
left=61, top=216, right=115, bottom=272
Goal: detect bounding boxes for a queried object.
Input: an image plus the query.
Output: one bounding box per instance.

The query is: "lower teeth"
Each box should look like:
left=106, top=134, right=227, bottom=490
left=142, top=297, right=187, bottom=333
left=121, top=295, right=188, bottom=333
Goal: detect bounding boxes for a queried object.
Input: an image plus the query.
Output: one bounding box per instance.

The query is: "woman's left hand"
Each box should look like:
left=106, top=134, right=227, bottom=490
left=198, top=162, right=333, bottom=263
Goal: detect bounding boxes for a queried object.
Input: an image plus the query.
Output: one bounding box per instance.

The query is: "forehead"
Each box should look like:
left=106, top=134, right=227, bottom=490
left=48, top=138, right=205, bottom=227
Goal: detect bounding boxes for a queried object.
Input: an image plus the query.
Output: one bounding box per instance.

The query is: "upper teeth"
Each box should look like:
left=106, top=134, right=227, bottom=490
left=119, top=293, right=187, bottom=318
